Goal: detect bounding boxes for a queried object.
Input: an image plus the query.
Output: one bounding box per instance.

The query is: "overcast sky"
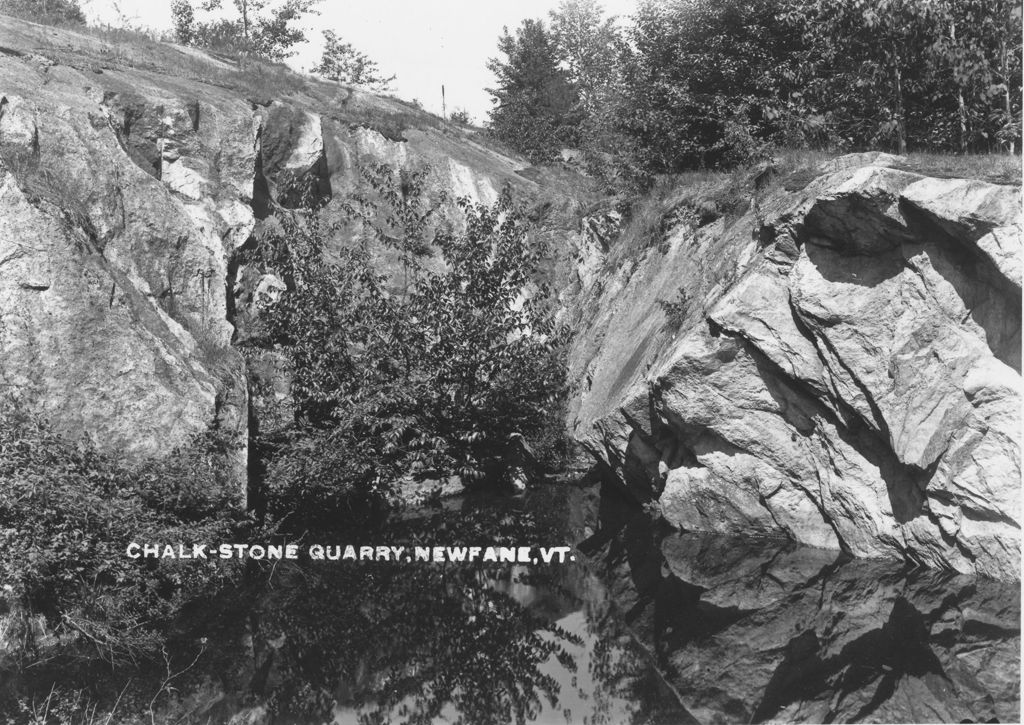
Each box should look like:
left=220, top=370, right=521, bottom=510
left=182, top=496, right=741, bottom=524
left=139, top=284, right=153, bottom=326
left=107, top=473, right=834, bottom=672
left=83, top=0, right=637, bottom=123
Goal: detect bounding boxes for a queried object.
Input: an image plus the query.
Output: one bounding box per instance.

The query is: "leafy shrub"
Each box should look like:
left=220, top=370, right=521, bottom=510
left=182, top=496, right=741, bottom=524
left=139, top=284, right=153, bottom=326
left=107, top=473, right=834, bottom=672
left=0, top=400, right=247, bottom=667
left=658, top=285, right=690, bottom=332
left=243, top=166, right=568, bottom=523
left=449, top=108, right=472, bottom=126
left=0, top=0, right=85, bottom=26
left=169, top=0, right=319, bottom=62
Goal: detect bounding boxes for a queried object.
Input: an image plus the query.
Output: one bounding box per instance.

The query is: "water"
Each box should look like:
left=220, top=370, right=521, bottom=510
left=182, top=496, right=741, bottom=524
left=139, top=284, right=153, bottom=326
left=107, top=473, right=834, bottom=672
left=4, top=482, right=1020, bottom=724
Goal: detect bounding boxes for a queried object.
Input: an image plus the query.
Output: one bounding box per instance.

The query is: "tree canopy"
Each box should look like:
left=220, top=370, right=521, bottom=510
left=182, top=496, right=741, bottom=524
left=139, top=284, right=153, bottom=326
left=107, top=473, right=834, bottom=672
left=0, top=0, right=85, bottom=25
left=486, top=0, right=1022, bottom=177
left=486, top=18, right=582, bottom=162
left=311, top=29, right=396, bottom=90
left=170, top=0, right=320, bottom=60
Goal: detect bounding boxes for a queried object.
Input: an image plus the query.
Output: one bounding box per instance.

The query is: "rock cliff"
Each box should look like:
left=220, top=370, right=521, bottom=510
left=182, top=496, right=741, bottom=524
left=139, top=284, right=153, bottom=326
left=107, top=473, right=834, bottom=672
left=567, top=153, right=1021, bottom=580
left=0, top=18, right=1018, bottom=580
left=0, top=17, right=528, bottom=491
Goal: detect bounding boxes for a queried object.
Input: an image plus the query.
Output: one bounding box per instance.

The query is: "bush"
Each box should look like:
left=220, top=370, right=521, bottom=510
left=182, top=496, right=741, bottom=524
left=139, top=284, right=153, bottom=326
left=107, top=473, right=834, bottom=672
left=449, top=108, right=472, bottom=125
left=0, top=0, right=85, bottom=26
left=243, top=166, right=568, bottom=523
left=0, top=400, right=247, bottom=667
left=311, top=29, right=395, bottom=90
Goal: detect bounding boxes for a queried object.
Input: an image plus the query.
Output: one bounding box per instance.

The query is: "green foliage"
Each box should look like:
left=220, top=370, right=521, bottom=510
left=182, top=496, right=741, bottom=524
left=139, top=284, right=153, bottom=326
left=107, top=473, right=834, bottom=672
left=244, top=166, right=567, bottom=522
left=0, top=401, right=246, bottom=668
left=486, top=19, right=582, bottom=162
left=549, top=0, right=621, bottom=117
left=449, top=108, right=472, bottom=125
left=311, top=29, right=395, bottom=91
left=0, top=0, right=84, bottom=25
left=170, top=0, right=320, bottom=61
left=170, top=0, right=197, bottom=45
left=549, top=0, right=630, bottom=185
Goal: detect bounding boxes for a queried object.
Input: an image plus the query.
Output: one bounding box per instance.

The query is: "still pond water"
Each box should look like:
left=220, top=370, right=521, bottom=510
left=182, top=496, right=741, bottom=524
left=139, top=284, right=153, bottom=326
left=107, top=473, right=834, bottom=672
left=13, top=482, right=1023, bottom=724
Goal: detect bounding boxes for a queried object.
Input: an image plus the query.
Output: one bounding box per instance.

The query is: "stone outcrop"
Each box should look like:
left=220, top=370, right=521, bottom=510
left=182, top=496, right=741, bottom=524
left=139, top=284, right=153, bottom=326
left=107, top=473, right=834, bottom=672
left=569, top=154, right=1021, bottom=580
left=0, top=18, right=1018, bottom=582
left=0, top=17, right=529, bottom=491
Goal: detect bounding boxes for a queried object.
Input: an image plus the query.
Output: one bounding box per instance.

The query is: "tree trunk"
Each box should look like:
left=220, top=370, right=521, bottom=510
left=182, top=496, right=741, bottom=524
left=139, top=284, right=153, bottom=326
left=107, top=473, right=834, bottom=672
left=892, top=53, right=907, bottom=155
left=1001, top=38, right=1015, bottom=154
left=241, top=0, right=250, bottom=46
left=951, top=22, right=968, bottom=153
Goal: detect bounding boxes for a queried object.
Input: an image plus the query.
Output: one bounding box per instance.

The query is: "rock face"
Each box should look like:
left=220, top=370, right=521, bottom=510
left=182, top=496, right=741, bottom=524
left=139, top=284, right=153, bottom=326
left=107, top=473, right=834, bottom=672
left=569, top=154, right=1021, bottom=580
left=0, top=43, right=255, bottom=483
left=0, top=17, right=530, bottom=491
left=0, top=19, right=1018, bottom=582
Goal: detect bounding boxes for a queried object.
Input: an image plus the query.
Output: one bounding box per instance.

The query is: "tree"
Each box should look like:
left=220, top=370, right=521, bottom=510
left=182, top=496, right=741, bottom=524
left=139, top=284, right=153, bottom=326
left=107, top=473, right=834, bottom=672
left=0, top=0, right=85, bottom=25
left=786, top=0, right=1022, bottom=154
left=170, top=0, right=320, bottom=61
left=788, top=0, right=939, bottom=155
left=311, top=30, right=396, bottom=91
left=549, top=0, right=621, bottom=117
left=486, top=19, right=582, bottom=162
left=618, top=0, right=806, bottom=173
left=920, top=0, right=1022, bottom=153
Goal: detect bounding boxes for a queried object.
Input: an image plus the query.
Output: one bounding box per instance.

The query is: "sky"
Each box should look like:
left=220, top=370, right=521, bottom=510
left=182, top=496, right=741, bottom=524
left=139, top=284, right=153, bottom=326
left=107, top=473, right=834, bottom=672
left=84, top=0, right=638, bottom=123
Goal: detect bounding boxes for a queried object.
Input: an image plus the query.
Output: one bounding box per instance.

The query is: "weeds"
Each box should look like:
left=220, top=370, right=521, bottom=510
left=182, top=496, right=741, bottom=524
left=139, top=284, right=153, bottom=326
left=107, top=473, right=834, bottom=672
left=897, top=152, right=1021, bottom=185
left=184, top=318, right=239, bottom=386
left=658, top=285, right=690, bottom=332
left=0, top=144, right=95, bottom=238
left=0, top=399, right=246, bottom=673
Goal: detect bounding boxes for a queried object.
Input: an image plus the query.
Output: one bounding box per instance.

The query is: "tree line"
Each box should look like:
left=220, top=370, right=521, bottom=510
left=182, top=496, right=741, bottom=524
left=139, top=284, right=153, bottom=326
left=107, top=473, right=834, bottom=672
left=486, top=0, right=1023, bottom=180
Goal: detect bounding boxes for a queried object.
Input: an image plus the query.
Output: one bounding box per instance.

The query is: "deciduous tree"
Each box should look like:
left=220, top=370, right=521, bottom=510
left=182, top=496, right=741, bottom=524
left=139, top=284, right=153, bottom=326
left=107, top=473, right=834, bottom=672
left=170, top=0, right=319, bottom=61
left=311, top=30, right=395, bottom=91
left=486, top=19, right=581, bottom=162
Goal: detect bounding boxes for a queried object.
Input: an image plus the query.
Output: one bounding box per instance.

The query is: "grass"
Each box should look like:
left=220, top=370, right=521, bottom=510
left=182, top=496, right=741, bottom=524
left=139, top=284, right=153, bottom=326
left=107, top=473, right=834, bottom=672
left=0, top=142, right=97, bottom=240
left=605, top=176, right=680, bottom=269
left=897, top=151, right=1021, bottom=185
left=335, top=94, right=443, bottom=141
left=597, top=144, right=1021, bottom=286
left=769, top=147, right=1021, bottom=187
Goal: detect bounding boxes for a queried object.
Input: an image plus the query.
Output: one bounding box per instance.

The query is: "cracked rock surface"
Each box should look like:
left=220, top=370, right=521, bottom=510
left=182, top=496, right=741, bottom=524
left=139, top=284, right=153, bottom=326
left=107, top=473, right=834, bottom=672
left=0, top=18, right=529, bottom=493
left=569, top=154, right=1021, bottom=579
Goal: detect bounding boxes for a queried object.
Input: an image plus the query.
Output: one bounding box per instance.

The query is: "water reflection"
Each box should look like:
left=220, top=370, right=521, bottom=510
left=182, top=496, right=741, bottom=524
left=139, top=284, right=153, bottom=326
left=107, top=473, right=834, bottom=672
left=255, top=490, right=692, bottom=725
left=149, top=487, right=689, bottom=725
left=588, top=492, right=1021, bottom=725
left=1, top=482, right=1018, bottom=724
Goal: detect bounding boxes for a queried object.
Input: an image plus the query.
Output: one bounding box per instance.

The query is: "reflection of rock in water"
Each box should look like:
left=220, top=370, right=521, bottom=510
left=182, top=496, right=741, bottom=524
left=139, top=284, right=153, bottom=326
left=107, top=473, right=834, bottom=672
left=8, top=483, right=1011, bottom=724
left=586, top=514, right=1021, bottom=724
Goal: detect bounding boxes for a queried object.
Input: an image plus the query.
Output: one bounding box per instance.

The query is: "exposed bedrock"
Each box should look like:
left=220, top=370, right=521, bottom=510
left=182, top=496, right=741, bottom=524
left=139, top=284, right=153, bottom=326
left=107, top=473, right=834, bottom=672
left=0, top=16, right=535, bottom=494
left=0, top=67, right=256, bottom=487
left=569, top=155, right=1021, bottom=579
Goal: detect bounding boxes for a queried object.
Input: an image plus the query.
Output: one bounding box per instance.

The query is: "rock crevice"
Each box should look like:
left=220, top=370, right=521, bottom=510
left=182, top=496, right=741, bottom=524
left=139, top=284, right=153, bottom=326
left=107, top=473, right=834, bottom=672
left=568, top=157, right=1021, bottom=579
